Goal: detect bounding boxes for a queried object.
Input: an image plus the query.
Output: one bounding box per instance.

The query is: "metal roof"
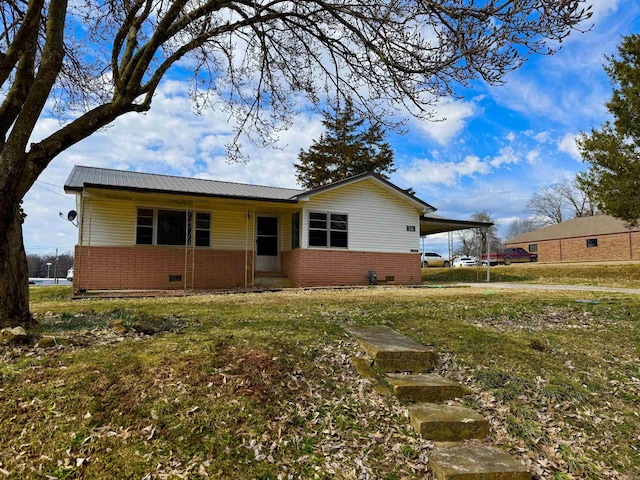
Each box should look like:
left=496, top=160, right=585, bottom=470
left=505, top=215, right=638, bottom=244
left=64, top=165, right=305, bottom=202
left=420, top=212, right=493, bottom=236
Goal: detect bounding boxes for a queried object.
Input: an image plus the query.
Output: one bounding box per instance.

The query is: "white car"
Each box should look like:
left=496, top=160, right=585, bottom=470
left=452, top=256, right=478, bottom=268
left=421, top=252, right=450, bottom=268
left=66, top=266, right=74, bottom=282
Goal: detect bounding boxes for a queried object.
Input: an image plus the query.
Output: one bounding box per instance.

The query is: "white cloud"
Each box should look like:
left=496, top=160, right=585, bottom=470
left=558, top=133, right=582, bottom=160
left=399, top=155, right=490, bottom=187
left=586, top=0, right=621, bottom=23
left=526, top=149, right=540, bottom=164
left=489, top=145, right=520, bottom=168
left=413, top=97, right=477, bottom=145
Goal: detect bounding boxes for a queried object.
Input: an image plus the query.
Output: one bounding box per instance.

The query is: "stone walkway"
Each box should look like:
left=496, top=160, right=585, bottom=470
left=347, top=325, right=531, bottom=480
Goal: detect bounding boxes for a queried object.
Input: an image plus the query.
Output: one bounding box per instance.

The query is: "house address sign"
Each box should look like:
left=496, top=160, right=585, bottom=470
left=406, top=225, right=416, bottom=232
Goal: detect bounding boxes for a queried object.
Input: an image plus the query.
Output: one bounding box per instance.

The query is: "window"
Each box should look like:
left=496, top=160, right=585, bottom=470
left=194, top=212, right=211, bottom=247
left=136, top=208, right=154, bottom=244
left=528, top=244, right=538, bottom=253
left=136, top=208, right=211, bottom=247
left=309, top=212, right=348, bottom=248
left=291, top=212, right=300, bottom=249
left=157, top=209, right=187, bottom=245
left=586, top=238, right=598, bottom=248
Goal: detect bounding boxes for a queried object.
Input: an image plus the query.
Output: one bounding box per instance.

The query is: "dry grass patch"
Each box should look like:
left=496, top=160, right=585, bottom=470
left=0, top=285, right=638, bottom=479
left=423, top=262, right=640, bottom=289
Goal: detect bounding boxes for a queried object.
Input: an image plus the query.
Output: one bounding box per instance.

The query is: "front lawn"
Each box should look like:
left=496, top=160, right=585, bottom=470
left=0, top=285, right=638, bottom=479
left=423, top=261, right=640, bottom=288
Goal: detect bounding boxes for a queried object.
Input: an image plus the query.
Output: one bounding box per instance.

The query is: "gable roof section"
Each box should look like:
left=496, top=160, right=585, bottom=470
left=65, top=165, right=305, bottom=202
left=505, top=215, right=637, bottom=244
left=293, top=171, right=436, bottom=213
left=64, top=166, right=434, bottom=211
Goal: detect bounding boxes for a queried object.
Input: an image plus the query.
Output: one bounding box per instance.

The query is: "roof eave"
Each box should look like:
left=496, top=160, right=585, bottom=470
left=67, top=183, right=300, bottom=204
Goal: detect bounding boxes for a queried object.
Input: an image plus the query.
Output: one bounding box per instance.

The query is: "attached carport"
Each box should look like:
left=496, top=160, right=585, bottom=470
left=420, top=212, right=493, bottom=236
left=420, top=212, right=494, bottom=281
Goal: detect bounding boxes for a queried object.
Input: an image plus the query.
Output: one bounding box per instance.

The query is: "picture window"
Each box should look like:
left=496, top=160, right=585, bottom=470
left=136, top=208, right=211, bottom=247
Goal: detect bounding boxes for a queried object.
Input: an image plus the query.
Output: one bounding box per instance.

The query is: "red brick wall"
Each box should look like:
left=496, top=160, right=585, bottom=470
left=74, top=246, right=248, bottom=290
left=74, top=246, right=421, bottom=290
left=508, top=231, right=640, bottom=263
left=282, top=249, right=421, bottom=287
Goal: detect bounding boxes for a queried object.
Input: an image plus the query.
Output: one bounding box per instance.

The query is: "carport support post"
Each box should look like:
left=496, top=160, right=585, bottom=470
left=482, top=228, right=490, bottom=283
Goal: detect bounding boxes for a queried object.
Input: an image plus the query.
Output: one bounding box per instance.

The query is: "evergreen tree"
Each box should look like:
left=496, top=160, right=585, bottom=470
left=579, top=34, right=640, bottom=227
left=295, top=100, right=395, bottom=189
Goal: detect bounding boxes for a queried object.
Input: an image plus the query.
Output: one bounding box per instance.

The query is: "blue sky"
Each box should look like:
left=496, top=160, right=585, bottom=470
left=22, top=0, right=640, bottom=257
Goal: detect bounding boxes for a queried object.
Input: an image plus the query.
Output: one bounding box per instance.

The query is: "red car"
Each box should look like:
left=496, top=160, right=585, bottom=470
left=482, top=247, right=537, bottom=266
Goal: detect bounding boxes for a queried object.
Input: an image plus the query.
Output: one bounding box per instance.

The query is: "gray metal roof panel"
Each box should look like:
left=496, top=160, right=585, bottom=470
left=64, top=165, right=305, bottom=201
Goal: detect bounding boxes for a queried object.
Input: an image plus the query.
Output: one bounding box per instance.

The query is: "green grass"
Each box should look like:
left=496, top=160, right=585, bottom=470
left=422, top=261, right=640, bottom=288
left=0, top=284, right=638, bottom=478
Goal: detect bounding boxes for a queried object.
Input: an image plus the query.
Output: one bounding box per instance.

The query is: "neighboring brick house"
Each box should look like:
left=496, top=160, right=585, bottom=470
left=504, top=215, right=640, bottom=263
left=65, top=166, right=485, bottom=291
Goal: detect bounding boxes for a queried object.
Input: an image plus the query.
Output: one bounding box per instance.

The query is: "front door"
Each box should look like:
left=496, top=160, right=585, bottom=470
left=255, top=216, right=279, bottom=271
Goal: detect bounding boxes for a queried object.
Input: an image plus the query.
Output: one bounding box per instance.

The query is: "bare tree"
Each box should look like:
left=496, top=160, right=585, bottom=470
left=526, top=179, right=598, bottom=225
left=456, top=211, right=501, bottom=257
left=0, top=1, right=592, bottom=326
left=526, top=185, right=566, bottom=225
left=556, top=179, right=598, bottom=218
left=505, top=217, right=544, bottom=240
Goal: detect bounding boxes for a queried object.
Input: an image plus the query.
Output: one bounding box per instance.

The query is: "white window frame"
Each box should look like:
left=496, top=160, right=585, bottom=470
left=135, top=207, right=211, bottom=247
left=308, top=211, right=348, bottom=249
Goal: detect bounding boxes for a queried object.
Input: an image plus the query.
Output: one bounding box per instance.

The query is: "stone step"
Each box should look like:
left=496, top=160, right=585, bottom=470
left=387, top=373, right=471, bottom=403
left=346, top=325, right=436, bottom=372
left=408, top=404, right=489, bottom=442
left=253, top=275, right=292, bottom=288
left=429, top=445, right=531, bottom=480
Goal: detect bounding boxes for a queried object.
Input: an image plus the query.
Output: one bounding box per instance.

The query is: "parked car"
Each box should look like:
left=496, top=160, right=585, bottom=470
left=452, top=256, right=478, bottom=267
left=421, top=252, right=450, bottom=268
left=66, top=266, right=74, bottom=282
left=481, top=247, right=537, bottom=266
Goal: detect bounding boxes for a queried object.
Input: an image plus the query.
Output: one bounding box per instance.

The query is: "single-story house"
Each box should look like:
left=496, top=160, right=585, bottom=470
left=64, top=165, right=490, bottom=291
left=504, top=214, right=640, bottom=263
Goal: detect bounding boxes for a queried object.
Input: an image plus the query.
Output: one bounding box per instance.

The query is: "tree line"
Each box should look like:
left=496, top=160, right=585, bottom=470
left=26, top=253, right=73, bottom=279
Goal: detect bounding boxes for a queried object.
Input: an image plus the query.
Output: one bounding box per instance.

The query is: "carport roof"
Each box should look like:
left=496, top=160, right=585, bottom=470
left=420, top=213, right=493, bottom=236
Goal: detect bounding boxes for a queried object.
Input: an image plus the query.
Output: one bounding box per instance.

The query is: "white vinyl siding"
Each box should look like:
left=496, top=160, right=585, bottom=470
left=280, top=213, right=292, bottom=252
left=301, top=179, right=420, bottom=253
left=81, top=198, right=137, bottom=245
left=211, top=209, right=254, bottom=251
left=80, top=196, right=254, bottom=250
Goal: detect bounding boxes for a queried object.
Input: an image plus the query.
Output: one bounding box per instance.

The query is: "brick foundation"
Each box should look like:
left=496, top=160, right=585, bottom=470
left=74, top=246, right=248, bottom=290
left=74, top=246, right=421, bottom=291
left=281, top=249, right=421, bottom=287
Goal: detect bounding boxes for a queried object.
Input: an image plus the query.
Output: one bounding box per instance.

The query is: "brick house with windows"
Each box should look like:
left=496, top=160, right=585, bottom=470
left=504, top=215, right=640, bottom=263
left=66, top=166, right=490, bottom=291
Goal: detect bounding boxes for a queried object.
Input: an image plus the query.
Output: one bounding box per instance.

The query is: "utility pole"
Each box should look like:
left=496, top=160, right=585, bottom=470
left=54, top=248, right=59, bottom=285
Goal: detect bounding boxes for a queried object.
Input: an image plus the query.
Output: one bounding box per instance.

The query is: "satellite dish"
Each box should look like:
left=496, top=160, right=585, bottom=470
left=67, top=210, right=77, bottom=222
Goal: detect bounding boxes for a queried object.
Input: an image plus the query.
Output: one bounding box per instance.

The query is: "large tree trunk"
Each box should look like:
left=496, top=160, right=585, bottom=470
left=0, top=199, right=34, bottom=328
